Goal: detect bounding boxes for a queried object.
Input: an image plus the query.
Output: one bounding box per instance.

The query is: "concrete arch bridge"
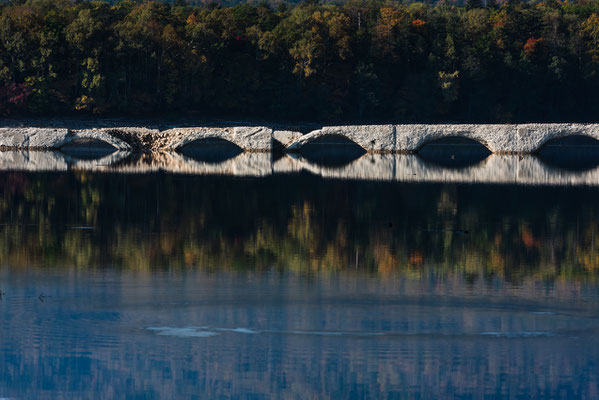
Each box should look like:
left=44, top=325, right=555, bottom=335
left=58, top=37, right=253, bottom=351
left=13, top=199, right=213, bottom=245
left=285, top=124, right=599, bottom=154
left=1, top=123, right=599, bottom=154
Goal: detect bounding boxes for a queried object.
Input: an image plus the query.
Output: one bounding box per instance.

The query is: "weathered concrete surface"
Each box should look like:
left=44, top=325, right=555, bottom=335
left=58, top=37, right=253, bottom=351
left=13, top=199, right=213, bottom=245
left=0, top=128, right=69, bottom=149
left=394, top=124, right=513, bottom=153
left=287, top=125, right=395, bottom=152
left=393, top=123, right=599, bottom=153
left=160, top=126, right=273, bottom=151
left=287, top=123, right=599, bottom=153
left=3, top=123, right=599, bottom=153
left=0, top=125, right=274, bottom=152
left=512, top=123, right=599, bottom=153
left=273, top=130, right=304, bottom=147
left=231, top=127, right=273, bottom=151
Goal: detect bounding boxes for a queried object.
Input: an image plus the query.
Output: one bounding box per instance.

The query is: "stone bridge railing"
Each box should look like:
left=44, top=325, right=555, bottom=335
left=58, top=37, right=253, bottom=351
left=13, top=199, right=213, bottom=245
left=2, top=123, right=599, bottom=154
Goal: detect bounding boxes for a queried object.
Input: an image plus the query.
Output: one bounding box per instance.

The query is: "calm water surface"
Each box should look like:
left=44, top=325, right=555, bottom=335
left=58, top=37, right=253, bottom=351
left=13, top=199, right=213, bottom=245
left=1, top=171, right=599, bottom=399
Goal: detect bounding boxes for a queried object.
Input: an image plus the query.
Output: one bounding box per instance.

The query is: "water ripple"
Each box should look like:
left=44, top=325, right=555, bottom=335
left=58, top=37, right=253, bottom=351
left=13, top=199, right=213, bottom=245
left=147, top=327, right=219, bottom=338
left=480, top=331, right=555, bottom=338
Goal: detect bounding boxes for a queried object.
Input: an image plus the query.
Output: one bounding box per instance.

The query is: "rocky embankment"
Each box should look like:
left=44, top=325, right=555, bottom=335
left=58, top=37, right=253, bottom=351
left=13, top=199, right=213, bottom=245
left=1, top=123, right=599, bottom=153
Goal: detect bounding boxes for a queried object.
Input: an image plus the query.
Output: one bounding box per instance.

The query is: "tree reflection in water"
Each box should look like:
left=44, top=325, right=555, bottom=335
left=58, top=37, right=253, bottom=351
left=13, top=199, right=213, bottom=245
left=1, top=171, right=598, bottom=283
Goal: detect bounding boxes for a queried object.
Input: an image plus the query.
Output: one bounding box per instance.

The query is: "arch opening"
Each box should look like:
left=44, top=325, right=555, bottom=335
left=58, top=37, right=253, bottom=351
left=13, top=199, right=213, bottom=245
left=60, top=138, right=117, bottom=160
left=417, top=137, right=491, bottom=169
left=537, top=135, right=599, bottom=171
left=300, top=135, right=366, bottom=167
left=179, top=137, right=243, bottom=164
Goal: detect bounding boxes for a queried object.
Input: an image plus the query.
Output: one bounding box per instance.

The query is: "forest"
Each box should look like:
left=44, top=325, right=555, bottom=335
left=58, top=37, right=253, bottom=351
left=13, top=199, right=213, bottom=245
left=2, top=0, right=599, bottom=122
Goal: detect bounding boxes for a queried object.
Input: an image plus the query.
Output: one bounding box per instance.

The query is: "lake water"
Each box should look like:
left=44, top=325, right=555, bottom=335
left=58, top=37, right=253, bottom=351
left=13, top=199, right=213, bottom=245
left=1, top=159, right=599, bottom=398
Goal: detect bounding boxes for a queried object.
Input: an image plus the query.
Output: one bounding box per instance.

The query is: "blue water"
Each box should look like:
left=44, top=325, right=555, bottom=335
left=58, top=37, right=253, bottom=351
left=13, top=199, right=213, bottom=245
left=2, top=269, right=599, bottom=399
left=1, top=171, right=599, bottom=398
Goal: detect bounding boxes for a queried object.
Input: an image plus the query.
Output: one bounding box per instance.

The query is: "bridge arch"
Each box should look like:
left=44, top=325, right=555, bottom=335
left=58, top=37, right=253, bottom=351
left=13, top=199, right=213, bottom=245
left=394, top=124, right=510, bottom=153
left=286, top=125, right=395, bottom=152
left=299, top=134, right=366, bottom=150
left=416, top=135, right=493, bottom=153
left=527, top=127, right=599, bottom=153
left=68, top=130, right=131, bottom=151
left=537, top=134, right=599, bottom=149
left=60, top=137, right=119, bottom=160
left=536, top=134, right=599, bottom=171
left=178, top=137, right=243, bottom=163
left=164, top=127, right=273, bottom=152
left=298, top=134, right=367, bottom=167
left=417, top=136, right=492, bottom=169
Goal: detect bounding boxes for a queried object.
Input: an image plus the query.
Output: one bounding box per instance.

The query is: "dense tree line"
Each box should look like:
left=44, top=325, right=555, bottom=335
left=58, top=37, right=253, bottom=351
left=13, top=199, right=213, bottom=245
left=2, top=0, right=599, bottom=122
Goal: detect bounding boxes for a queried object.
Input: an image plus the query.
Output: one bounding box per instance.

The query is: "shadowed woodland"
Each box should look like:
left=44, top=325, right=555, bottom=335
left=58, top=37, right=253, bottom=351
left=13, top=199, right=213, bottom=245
left=2, top=0, right=599, bottom=122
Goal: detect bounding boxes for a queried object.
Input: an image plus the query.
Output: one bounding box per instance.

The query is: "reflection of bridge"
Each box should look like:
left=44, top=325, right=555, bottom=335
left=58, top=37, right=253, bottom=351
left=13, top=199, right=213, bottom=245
left=3, top=150, right=599, bottom=186
left=3, top=123, right=599, bottom=153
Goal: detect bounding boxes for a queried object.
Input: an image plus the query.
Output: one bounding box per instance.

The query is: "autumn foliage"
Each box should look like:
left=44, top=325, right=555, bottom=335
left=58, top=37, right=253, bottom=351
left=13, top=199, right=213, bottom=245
left=0, top=83, right=31, bottom=115
left=2, top=0, right=599, bottom=122
left=523, top=37, right=543, bottom=56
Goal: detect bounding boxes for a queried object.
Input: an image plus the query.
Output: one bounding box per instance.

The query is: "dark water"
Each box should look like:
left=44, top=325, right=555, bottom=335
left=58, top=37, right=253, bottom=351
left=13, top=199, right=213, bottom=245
left=1, top=171, right=599, bottom=399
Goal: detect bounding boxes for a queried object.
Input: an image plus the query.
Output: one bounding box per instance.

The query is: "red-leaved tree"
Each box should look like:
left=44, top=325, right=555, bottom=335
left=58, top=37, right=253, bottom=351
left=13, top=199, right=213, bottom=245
left=0, top=83, right=31, bottom=115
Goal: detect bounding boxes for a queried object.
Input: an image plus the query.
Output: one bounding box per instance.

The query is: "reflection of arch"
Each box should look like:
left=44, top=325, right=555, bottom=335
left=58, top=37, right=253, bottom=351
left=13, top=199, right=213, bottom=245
left=299, top=135, right=367, bottom=167
left=164, top=152, right=271, bottom=176
left=179, top=137, right=243, bottom=164
left=70, top=150, right=130, bottom=170
left=417, top=137, right=491, bottom=169
left=537, top=135, right=599, bottom=171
